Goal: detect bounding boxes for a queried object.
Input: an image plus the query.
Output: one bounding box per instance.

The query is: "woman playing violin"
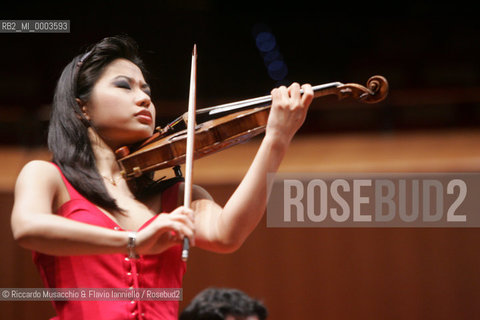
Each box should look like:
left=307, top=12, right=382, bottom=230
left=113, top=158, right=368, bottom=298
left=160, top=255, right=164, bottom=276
left=10, top=35, right=313, bottom=320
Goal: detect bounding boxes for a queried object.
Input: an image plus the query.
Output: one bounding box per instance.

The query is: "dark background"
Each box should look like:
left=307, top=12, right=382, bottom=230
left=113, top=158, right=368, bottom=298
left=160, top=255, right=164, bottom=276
left=1, top=1, right=480, bottom=146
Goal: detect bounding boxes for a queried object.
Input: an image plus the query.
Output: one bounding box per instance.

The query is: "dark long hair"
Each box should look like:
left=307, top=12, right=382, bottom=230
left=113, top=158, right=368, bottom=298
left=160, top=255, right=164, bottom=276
left=48, top=35, right=149, bottom=212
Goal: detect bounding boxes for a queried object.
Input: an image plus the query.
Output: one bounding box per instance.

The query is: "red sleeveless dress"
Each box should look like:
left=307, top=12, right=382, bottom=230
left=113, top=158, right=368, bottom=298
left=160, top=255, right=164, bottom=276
left=33, top=164, right=186, bottom=320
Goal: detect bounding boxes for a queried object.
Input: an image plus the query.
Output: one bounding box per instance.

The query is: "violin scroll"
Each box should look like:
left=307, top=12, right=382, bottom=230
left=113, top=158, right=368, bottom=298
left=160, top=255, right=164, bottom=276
left=337, top=75, right=388, bottom=104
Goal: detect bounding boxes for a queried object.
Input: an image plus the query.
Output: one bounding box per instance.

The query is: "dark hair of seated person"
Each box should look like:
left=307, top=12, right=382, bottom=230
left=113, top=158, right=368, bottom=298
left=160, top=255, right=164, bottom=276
left=179, top=287, right=268, bottom=320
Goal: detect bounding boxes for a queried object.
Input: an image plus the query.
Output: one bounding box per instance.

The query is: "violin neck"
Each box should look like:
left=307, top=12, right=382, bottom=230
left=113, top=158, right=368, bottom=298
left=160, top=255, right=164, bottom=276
left=202, top=82, right=343, bottom=117
left=162, top=82, right=343, bottom=133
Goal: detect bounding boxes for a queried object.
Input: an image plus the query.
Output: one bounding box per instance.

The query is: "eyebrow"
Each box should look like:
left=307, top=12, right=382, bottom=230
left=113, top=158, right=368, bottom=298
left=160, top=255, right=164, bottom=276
left=113, top=75, right=151, bottom=90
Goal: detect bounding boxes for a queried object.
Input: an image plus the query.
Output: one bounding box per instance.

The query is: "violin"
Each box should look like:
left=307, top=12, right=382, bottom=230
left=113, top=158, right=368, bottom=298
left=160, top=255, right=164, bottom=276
left=115, top=75, right=389, bottom=180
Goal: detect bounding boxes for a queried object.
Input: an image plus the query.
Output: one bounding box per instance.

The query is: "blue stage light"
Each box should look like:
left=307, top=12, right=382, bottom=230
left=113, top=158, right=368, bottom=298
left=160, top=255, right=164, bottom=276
left=255, top=32, right=276, bottom=52
left=252, top=24, right=288, bottom=82
left=267, top=60, right=288, bottom=81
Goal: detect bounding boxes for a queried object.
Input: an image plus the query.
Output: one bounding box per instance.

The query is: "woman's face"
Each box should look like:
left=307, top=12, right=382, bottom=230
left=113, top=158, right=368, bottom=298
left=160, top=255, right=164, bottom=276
left=82, top=58, right=156, bottom=147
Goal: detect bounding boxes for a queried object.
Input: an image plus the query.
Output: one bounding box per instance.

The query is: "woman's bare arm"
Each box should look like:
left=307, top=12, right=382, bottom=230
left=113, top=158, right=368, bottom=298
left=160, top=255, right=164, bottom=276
left=11, top=160, right=194, bottom=256
left=192, top=83, right=314, bottom=253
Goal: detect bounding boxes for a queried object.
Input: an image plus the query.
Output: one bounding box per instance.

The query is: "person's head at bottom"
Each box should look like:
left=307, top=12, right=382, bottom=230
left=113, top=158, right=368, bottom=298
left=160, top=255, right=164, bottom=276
left=179, top=287, right=268, bottom=320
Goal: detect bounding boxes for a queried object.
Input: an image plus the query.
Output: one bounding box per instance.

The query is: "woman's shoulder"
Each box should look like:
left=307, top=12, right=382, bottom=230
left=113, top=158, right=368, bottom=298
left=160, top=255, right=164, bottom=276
left=19, top=160, right=58, bottom=174
left=14, top=160, right=72, bottom=218
left=16, top=160, right=63, bottom=187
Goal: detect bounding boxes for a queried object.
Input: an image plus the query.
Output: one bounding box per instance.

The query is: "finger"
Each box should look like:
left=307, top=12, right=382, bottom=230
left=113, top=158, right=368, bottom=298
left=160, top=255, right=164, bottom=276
left=288, top=82, right=301, bottom=102
left=279, top=85, right=289, bottom=100
left=171, top=222, right=195, bottom=247
left=184, top=207, right=195, bottom=222
left=288, top=83, right=302, bottom=110
left=170, top=206, right=193, bottom=215
left=185, top=228, right=196, bottom=247
left=156, top=213, right=194, bottom=235
left=168, top=214, right=195, bottom=230
left=181, top=207, right=195, bottom=224
left=301, top=83, right=314, bottom=107
left=272, top=85, right=289, bottom=107
left=271, top=85, right=288, bottom=96
left=170, top=206, right=195, bottom=222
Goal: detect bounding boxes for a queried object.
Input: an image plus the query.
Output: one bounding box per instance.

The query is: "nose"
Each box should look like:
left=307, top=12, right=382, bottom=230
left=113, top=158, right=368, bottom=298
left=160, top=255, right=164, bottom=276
left=135, top=90, right=151, bottom=108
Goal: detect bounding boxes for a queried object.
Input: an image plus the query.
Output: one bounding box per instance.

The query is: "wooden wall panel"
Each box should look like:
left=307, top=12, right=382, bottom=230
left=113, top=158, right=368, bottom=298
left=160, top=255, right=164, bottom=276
left=180, top=185, right=480, bottom=320
left=0, top=193, right=56, bottom=319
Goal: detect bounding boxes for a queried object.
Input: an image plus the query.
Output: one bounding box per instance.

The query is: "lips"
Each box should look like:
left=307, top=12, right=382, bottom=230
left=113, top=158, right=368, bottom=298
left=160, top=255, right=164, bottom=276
left=134, top=109, right=153, bottom=124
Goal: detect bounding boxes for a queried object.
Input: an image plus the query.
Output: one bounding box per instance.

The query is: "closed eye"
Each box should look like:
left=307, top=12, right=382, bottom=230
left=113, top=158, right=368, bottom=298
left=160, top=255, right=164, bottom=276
left=114, top=80, right=131, bottom=90
left=112, top=76, right=151, bottom=97
left=142, top=85, right=152, bottom=97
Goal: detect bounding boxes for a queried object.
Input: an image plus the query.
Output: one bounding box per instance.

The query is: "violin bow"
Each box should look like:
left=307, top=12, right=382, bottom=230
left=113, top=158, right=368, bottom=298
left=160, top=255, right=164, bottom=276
left=182, top=44, right=197, bottom=262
